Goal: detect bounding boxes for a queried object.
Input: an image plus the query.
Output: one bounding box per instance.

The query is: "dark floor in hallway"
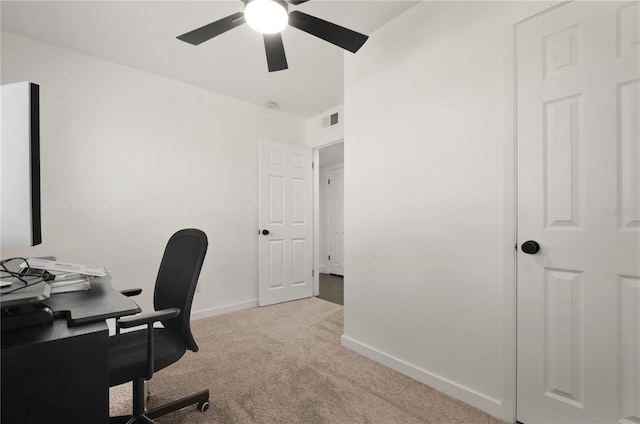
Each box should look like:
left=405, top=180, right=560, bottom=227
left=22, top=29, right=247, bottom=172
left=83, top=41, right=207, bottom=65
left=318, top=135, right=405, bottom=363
left=318, top=273, right=343, bottom=305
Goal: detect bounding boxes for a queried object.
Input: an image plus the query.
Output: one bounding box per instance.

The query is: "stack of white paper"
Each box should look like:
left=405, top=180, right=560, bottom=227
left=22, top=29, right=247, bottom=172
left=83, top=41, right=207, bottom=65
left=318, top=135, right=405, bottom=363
left=20, top=258, right=107, bottom=277
left=49, top=276, right=92, bottom=294
left=19, top=258, right=103, bottom=294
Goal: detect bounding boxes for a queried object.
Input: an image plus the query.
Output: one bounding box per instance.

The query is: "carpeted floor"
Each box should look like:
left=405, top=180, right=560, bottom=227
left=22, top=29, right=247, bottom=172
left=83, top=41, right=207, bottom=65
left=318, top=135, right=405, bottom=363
left=110, top=297, right=506, bottom=424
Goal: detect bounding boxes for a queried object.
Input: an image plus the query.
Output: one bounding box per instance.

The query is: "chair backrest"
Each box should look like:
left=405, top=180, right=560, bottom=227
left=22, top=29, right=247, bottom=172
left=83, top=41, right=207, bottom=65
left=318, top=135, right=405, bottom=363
left=153, top=228, right=208, bottom=352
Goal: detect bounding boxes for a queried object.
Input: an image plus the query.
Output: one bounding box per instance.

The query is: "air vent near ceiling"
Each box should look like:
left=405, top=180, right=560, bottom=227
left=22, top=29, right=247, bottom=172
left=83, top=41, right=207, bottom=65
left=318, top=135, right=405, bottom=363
left=322, top=112, right=339, bottom=128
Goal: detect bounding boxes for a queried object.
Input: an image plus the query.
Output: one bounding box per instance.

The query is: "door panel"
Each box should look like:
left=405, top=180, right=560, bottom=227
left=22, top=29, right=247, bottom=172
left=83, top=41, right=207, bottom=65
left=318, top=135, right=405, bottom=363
left=259, top=139, right=313, bottom=306
left=619, top=275, right=640, bottom=423
left=327, top=165, right=344, bottom=276
left=543, top=94, right=582, bottom=229
left=516, top=2, right=640, bottom=423
left=619, top=79, right=639, bottom=231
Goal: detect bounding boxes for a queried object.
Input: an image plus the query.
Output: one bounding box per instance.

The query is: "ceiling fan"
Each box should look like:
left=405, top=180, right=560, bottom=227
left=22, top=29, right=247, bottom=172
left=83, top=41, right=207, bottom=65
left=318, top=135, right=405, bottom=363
left=176, top=0, right=369, bottom=72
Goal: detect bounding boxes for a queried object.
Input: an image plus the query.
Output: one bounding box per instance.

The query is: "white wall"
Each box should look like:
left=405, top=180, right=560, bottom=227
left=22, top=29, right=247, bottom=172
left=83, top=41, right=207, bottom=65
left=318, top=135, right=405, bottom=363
left=1, top=32, right=306, bottom=316
left=342, top=2, right=526, bottom=421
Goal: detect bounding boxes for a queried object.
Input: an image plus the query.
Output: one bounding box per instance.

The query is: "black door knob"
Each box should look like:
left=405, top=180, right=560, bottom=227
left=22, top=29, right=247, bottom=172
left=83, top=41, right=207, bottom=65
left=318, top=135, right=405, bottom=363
left=261, top=229, right=270, bottom=235
left=521, top=240, right=540, bottom=254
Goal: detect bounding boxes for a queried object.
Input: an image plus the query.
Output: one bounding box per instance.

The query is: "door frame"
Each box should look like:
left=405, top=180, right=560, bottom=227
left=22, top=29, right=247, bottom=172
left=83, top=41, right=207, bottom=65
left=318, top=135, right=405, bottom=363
left=313, top=139, right=344, bottom=297
left=502, top=2, right=573, bottom=422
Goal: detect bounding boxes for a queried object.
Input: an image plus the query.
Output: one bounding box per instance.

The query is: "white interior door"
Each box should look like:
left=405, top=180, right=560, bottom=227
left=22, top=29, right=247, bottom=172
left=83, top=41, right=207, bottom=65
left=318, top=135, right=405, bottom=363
left=516, top=2, right=640, bottom=423
left=259, top=139, right=313, bottom=306
left=327, top=165, right=344, bottom=276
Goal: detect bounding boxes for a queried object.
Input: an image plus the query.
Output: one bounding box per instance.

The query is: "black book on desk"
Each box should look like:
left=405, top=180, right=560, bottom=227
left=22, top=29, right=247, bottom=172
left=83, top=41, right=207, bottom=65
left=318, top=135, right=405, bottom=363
left=0, top=280, right=53, bottom=332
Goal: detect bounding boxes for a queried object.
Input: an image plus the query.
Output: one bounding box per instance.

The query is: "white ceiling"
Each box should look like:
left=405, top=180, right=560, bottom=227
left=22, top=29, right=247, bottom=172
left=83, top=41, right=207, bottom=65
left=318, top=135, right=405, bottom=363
left=1, top=0, right=418, bottom=118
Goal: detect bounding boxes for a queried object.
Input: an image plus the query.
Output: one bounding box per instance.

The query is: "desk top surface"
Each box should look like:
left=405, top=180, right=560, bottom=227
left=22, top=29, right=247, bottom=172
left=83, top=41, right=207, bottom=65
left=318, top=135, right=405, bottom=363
left=43, top=275, right=140, bottom=326
left=1, top=275, right=140, bottom=348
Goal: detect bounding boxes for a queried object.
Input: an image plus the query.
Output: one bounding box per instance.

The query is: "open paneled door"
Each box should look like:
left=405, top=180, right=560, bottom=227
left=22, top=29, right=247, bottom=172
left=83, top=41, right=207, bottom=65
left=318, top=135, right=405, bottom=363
left=258, top=139, right=313, bottom=306
left=516, top=2, right=640, bottom=423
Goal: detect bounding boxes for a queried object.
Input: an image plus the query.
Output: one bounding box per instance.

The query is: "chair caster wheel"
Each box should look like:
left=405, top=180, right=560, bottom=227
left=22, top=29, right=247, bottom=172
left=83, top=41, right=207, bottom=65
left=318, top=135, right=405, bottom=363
left=197, top=400, right=209, bottom=413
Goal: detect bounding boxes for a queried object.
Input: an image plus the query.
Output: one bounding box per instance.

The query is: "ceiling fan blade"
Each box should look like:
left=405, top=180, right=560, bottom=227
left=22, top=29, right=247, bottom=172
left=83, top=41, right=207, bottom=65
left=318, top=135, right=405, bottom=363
left=288, top=10, right=368, bottom=53
left=263, top=33, right=288, bottom=72
left=287, top=0, right=310, bottom=5
left=177, top=12, right=245, bottom=45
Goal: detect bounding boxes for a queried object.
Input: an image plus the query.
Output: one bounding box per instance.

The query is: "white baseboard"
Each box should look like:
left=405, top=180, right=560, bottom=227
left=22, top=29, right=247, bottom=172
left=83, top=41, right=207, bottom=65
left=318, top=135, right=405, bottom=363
left=191, top=299, right=258, bottom=321
left=340, top=335, right=504, bottom=421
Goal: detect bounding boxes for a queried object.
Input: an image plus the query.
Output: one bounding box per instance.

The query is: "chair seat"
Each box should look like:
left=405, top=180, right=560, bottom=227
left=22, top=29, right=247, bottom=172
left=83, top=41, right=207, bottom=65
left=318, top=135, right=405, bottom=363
left=109, top=328, right=187, bottom=387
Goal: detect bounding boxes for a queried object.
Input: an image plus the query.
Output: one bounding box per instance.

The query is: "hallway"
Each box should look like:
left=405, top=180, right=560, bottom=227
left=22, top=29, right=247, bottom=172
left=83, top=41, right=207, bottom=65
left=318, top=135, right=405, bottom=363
left=317, top=273, right=343, bottom=305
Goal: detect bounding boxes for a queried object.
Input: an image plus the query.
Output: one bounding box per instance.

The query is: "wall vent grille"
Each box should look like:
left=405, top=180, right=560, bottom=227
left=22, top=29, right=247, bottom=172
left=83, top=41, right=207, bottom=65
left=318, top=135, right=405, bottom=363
left=321, top=112, right=339, bottom=128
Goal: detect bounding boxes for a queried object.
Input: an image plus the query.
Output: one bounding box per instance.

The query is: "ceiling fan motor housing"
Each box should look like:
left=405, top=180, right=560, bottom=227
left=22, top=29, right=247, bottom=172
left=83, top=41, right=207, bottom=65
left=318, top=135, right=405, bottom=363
left=244, top=0, right=289, bottom=34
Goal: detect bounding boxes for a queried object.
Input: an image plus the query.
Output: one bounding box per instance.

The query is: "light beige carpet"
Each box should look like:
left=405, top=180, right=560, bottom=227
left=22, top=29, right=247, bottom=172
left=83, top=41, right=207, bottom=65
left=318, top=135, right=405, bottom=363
left=110, top=297, right=506, bottom=424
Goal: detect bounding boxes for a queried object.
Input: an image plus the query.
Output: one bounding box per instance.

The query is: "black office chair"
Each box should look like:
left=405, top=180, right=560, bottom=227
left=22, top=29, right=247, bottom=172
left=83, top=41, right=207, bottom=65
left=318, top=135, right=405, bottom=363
left=109, top=229, right=209, bottom=424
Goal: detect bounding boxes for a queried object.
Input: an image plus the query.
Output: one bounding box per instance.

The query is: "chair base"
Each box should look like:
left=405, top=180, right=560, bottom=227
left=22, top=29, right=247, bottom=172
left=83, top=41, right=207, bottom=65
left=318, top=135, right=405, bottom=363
left=147, top=389, right=210, bottom=419
left=111, top=377, right=209, bottom=424
left=110, top=390, right=209, bottom=424
left=110, top=415, right=156, bottom=424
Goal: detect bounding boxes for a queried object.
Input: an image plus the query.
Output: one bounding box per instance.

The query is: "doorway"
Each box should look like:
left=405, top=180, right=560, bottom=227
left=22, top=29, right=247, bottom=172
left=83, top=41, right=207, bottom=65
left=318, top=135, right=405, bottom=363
left=315, top=141, right=344, bottom=305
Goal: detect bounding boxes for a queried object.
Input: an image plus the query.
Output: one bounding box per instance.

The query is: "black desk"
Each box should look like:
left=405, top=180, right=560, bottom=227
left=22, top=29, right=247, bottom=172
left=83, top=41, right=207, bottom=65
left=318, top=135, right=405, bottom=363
left=44, top=276, right=140, bottom=325
left=1, top=276, right=140, bottom=424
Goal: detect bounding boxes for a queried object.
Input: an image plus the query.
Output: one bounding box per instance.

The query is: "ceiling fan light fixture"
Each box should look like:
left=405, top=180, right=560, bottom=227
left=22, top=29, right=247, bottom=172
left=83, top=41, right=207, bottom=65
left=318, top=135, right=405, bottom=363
left=245, top=0, right=288, bottom=34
